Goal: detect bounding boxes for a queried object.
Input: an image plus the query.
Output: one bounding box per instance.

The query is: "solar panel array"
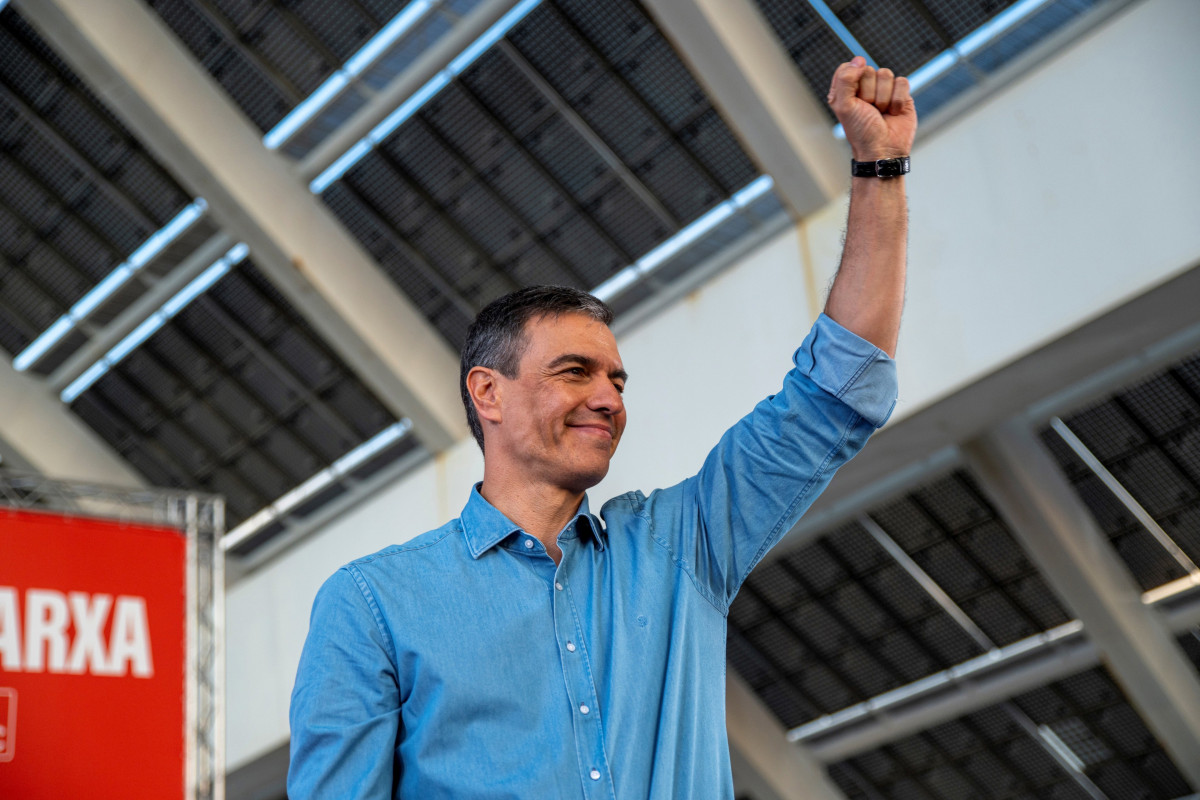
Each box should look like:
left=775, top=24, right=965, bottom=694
left=729, top=346, right=1200, bottom=794
left=0, top=11, right=191, bottom=362
left=1043, top=350, right=1200, bottom=592
left=316, top=0, right=761, bottom=348
left=827, top=667, right=1191, bottom=799
left=68, top=258, right=403, bottom=528
left=145, top=0, right=409, bottom=134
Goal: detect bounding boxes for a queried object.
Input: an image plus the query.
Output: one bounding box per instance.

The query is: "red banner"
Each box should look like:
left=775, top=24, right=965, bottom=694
left=0, top=507, right=187, bottom=799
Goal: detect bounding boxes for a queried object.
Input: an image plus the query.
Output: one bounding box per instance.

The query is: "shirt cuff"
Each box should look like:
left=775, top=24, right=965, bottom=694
left=793, top=313, right=899, bottom=428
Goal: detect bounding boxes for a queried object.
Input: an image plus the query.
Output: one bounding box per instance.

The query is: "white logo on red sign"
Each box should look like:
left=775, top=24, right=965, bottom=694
left=0, top=687, right=15, bottom=763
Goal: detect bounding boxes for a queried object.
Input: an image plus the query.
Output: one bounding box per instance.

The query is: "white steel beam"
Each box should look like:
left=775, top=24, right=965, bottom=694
left=0, top=357, right=144, bottom=488
left=295, top=0, right=519, bottom=180
left=16, top=0, right=468, bottom=451
left=726, top=671, right=846, bottom=800
left=640, top=0, right=845, bottom=219
left=963, top=421, right=1200, bottom=788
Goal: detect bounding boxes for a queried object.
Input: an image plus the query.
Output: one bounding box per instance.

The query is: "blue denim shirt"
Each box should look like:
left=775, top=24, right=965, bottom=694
left=288, top=314, right=897, bottom=799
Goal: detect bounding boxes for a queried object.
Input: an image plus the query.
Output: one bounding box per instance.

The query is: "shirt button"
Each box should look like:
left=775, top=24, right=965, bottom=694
left=580, top=704, right=590, bottom=715
left=555, top=582, right=563, bottom=591
left=566, top=641, right=576, bottom=652
left=524, top=539, right=534, bottom=549
left=590, top=769, right=601, bottom=781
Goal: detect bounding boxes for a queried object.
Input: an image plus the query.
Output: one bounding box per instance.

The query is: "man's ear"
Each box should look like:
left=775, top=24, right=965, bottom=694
left=466, top=366, right=503, bottom=425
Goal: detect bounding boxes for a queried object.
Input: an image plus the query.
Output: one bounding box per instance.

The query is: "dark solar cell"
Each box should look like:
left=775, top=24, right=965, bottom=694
left=615, top=34, right=707, bottom=131
left=836, top=0, right=948, bottom=75
left=67, top=259, right=399, bottom=528
left=828, top=702, right=1094, bottom=800
left=1014, top=667, right=1192, bottom=798
left=0, top=8, right=189, bottom=362
left=148, top=0, right=295, bottom=132
left=1046, top=350, right=1200, bottom=590
left=874, top=471, right=1074, bottom=647
left=921, top=0, right=1019, bottom=41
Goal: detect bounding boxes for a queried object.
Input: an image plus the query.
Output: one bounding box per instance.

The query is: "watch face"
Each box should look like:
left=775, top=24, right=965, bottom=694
left=877, top=159, right=903, bottom=176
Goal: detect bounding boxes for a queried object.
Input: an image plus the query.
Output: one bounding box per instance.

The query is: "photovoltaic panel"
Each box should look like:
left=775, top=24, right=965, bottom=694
left=1013, top=667, right=1192, bottom=798
left=146, top=0, right=413, bottom=133
left=826, top=693, right=1153, bottom=799
left=306, top=0, right=763, bottom=352
left=729, top=519, right=992, bottom=728
left=1043, top=347, right=1200, bottom=592
left=0, top=8, right=191, bottom=359
left=67, top=259, right=400, bottom=528
left=834, top=0, right=949, bottom=75
left=871, top=470, right=1074, bottom=647
left=754, top=0, right=852, bottom=121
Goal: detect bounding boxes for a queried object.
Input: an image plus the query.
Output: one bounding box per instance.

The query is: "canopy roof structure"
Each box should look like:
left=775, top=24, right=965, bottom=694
left=3, top=0, right=1198, bottom=797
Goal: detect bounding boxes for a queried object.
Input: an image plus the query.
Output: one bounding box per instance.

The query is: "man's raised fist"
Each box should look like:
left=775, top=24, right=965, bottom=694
left=827, top=56, right=918, bottom=163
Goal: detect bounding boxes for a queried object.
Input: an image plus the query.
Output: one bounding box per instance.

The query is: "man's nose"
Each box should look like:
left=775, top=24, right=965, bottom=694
left=589, top=380, right=624, bottom=415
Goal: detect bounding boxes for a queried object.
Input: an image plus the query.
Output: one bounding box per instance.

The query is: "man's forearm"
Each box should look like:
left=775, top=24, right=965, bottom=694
left=822, top=56, right=916, bottom=360
left=824, top=176, right=907, bottom=358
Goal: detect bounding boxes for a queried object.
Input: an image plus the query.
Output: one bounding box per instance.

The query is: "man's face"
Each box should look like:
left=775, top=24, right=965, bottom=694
left=490, top=312, right=627, bottom=493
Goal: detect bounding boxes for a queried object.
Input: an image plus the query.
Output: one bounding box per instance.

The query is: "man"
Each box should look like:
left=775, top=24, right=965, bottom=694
left=289, top=56, right=914, bottom=798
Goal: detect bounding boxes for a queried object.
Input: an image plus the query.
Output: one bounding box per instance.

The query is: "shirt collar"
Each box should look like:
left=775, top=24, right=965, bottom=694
left=460, top=483, right=606, bottom=559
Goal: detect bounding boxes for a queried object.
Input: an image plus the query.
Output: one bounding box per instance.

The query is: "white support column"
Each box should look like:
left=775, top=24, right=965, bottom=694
left=963, top=421, right=1200, bottom=788
left=726, top=671, right=846, bottom=800
left=640, top=0, right=845, bottom=219
left=0, top=357, right=144, bottom=488
left=16, top=0, right=468, bottom=452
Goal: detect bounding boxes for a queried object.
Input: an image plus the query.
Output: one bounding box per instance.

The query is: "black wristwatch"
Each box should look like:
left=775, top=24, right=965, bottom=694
left=851, top=156, right=910, bottom=178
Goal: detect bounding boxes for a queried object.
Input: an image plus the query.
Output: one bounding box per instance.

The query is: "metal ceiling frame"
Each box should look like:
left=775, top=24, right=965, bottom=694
left=726, top=671, right=848, bottom=800
left=640, top=0, right=844, bottom=219
left=296, top=0, right=523, bottom=180
left=16, top=0, right=468, bottom=452
left=963, top=420, right=1200, bottom=787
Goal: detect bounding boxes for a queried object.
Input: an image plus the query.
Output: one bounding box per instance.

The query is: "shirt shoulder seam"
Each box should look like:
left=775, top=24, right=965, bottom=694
left=348, top=526, right=457, bottom=566
left=341, top=564, right=398, bottom=664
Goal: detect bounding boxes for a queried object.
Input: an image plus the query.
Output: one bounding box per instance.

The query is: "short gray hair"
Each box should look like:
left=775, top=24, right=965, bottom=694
left=460, top=286, right=613, bottom=452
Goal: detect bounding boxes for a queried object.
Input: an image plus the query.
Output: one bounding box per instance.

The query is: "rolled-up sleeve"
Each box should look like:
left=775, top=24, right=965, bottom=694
left=795, top=312, right=898, bottom=428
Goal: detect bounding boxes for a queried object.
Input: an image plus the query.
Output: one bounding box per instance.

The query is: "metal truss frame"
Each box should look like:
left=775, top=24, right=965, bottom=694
left=0, top=471, right=225, bottom=800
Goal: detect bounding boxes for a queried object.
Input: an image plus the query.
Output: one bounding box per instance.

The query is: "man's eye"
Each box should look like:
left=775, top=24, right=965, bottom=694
left=566, top=367, right=586, bottom=376
left=614, top=383, right=625, bottom=394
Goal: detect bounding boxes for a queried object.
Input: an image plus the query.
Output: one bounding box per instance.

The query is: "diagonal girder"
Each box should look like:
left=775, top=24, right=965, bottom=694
left=640, top=0, right=845, bottom=219
left=963, top=421, right=1200, bottom=788
left=726, top=671, right=847, bottom=800
left=16, top=0, right=468, bottom=452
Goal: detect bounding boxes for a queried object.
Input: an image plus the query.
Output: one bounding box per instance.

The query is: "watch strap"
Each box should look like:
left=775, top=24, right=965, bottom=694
left=851, top=156, right=910, bottom=178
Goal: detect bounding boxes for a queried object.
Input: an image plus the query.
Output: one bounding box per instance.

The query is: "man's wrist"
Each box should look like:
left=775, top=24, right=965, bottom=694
left=851, top=156, right=910, bottom=179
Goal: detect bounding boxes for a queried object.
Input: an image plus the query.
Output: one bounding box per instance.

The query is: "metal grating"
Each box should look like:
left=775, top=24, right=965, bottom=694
left=870, top=470, right=1075, bottom=646
left=1013, top=667, right=1192, bottom=798
left=145, top=0, right=414, bottom=134
left=319, top=0, right=759, bottom=350
left=827, top=704, right=1092, bottom=799
left=828, top=665, right=1192, bottom=799
left=754, top=0, right=853, bottom=121
left=832, top=0, right=951, bottom=75
left=0, top=8, right=191, bottom=359
left=1042, top=348, right=1200, bottom=592
left=728, top=518, right=991, bottom=729
left=65, top=258, right=404, bottom=529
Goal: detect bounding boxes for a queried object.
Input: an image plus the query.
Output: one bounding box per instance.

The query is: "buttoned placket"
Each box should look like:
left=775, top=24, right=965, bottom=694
left=551, top=537, right=616, bottom=799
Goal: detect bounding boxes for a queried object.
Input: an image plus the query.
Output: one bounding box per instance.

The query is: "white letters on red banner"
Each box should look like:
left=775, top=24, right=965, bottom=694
left=0, top=588, right=153, bottom=677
